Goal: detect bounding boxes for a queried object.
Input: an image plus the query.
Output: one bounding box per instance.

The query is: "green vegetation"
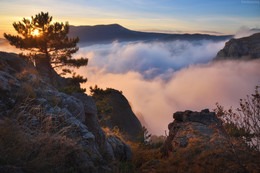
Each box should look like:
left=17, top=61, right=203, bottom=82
left=90, top=85, right=114, bottom=127
left=89, top=85, right=114, bottom=115
left=90, top=85, right=115, bottom=96
left=136, top=126, right=151, bottom=145
left=59, top=85, right=86, bottom=95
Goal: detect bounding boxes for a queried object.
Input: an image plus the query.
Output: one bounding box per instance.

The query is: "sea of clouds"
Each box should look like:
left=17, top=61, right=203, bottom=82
left=75, top=38, right=260, bottom=135
left=1, top=27, right=259, bottom=135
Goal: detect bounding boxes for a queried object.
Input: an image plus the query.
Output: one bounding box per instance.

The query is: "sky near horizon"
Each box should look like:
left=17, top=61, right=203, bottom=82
left=0, top=0, right=259, bottom=37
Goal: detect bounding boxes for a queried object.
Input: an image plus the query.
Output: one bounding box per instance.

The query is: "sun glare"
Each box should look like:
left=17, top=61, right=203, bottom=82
left=32, top=29, right=40, bottom=36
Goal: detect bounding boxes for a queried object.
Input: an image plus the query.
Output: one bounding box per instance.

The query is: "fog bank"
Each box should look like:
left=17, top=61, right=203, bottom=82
left=75, top=40, right=260, bottom=135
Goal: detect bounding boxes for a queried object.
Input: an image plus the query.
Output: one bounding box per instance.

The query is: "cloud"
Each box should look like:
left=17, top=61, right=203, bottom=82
left=234, top=26, right=260, bottom=38
left=77, top=40, right=226, bottom=79
left=74, top=39, right=260, bottom=135
left=79, top=60, right=260, bottom=135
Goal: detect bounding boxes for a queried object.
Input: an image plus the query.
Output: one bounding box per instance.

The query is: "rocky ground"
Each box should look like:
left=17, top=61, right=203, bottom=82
left=0, top=51, right=132, bottom=173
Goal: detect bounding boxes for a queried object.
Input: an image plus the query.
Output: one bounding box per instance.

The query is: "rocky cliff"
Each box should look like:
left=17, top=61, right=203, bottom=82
left=214, top=33, right=260, bottom=60
left=158, top=109, right=259, bottom=172
left=90, top=87, right=142, bottom=141
left=0, top=51, right=132, bottom=172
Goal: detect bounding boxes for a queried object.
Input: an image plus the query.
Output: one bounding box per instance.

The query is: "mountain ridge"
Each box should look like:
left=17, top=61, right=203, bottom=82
left=69, top=24, right=232, bottom=45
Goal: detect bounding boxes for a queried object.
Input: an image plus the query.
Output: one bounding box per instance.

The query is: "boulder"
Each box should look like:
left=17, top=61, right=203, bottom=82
left=160, top=109, right=254, bottom=172
left=107, top=135, right=133, bottom=161
left=162, top=109, right=226, bottom=156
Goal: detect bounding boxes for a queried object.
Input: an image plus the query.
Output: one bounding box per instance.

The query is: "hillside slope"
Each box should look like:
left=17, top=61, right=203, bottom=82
left=0, top=51, right=132, bottom=172
left=69, top=24, right=232, bottom=45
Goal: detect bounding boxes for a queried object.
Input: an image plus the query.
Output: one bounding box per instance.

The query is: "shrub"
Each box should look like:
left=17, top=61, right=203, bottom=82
left=215, top=86, right=260, bottom=150
left=89, top=85, right=114, bottom=97
left=136, top=126, right=151, bottom=145
left=59, top=85, right=86, bottom=95
left=116, top=162, right=135, bottom=173
left=68, top=74, right=87, bottom=85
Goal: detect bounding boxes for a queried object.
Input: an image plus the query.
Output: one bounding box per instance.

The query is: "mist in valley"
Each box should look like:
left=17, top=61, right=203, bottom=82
left=1, top=28, right=259, bottom=135
left=74, top=36, right=260, bottom=135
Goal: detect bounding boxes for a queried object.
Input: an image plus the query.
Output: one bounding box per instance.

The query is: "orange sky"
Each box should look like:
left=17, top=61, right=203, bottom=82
left=0, top=0, right=259, bottom=38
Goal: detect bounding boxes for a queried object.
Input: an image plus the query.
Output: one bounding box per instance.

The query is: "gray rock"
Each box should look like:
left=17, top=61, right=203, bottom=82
left=40, top=90, right=86, bottom=122
left=105, top=141, right=115, bottom=160
left=0, top=51, right=133, bottom=171
left=214, top=33, right=260, bottom=60
left=162, top=109, right=226, bottom=156
left=72, top=93, right=100, bottom=135
left=0, top=71, right=20, bottom=91
left=107, top=135, right=133, bottom=161
left=72, top=92, right=97, bottom=116
left=93, top=89, right=142, bottom=141
left=173, top=109, right=221, bottom=126
left=60, top=95, right=85, bottom=122
left=0, top=51, right=34, bottom=74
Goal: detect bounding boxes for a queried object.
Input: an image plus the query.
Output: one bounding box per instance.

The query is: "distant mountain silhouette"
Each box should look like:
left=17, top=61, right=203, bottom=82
left=69, top=24, right=232, bottom=45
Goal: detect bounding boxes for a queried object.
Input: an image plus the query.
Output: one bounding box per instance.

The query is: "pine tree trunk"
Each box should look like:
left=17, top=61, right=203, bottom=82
left=35, top=54, right=54, bottom=85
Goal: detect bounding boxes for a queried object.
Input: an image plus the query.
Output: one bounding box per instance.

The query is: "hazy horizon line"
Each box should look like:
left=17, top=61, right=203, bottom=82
left=70, top=23, right=232, bottom=36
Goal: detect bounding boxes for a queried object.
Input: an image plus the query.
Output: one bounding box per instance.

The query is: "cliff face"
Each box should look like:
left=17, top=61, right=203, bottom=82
left=91, top=88, right=142, bottom=141
left=0, top=51, right=132, bottom=172
left=214, top=33, right=260, bottom=60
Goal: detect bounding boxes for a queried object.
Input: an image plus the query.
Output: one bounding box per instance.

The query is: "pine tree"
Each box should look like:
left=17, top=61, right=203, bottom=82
left=4, top=12, right=88, bottom=85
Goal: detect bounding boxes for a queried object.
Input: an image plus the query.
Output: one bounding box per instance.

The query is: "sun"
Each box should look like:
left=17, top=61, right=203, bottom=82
left=32, top=29, right=40, bottom=36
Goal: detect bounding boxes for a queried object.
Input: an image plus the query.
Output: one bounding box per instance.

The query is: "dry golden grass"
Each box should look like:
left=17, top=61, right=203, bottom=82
left=126, top=126, right=260, bottom=173
left=0, top=100, right=89, bottom=173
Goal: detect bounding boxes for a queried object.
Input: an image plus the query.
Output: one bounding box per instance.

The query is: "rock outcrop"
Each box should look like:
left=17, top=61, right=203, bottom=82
left=91, top=88, right=142, bottom=141
left=214, top=33, right=260, bottom=60
left=106, top=89, right=142, bottom=140
left=0, top=51, right=132, bottom=172
left=160, top=109, right=253, bottom=172
left=161, top=109, right=225, bottom=155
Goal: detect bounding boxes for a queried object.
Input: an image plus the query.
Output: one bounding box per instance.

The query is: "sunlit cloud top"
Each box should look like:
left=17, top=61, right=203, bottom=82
left=0, top=0, right=259, bottom=37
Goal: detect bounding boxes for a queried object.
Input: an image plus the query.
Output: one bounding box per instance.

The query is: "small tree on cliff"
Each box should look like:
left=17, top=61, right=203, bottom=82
left=4, top=12, right=88, bottom=85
